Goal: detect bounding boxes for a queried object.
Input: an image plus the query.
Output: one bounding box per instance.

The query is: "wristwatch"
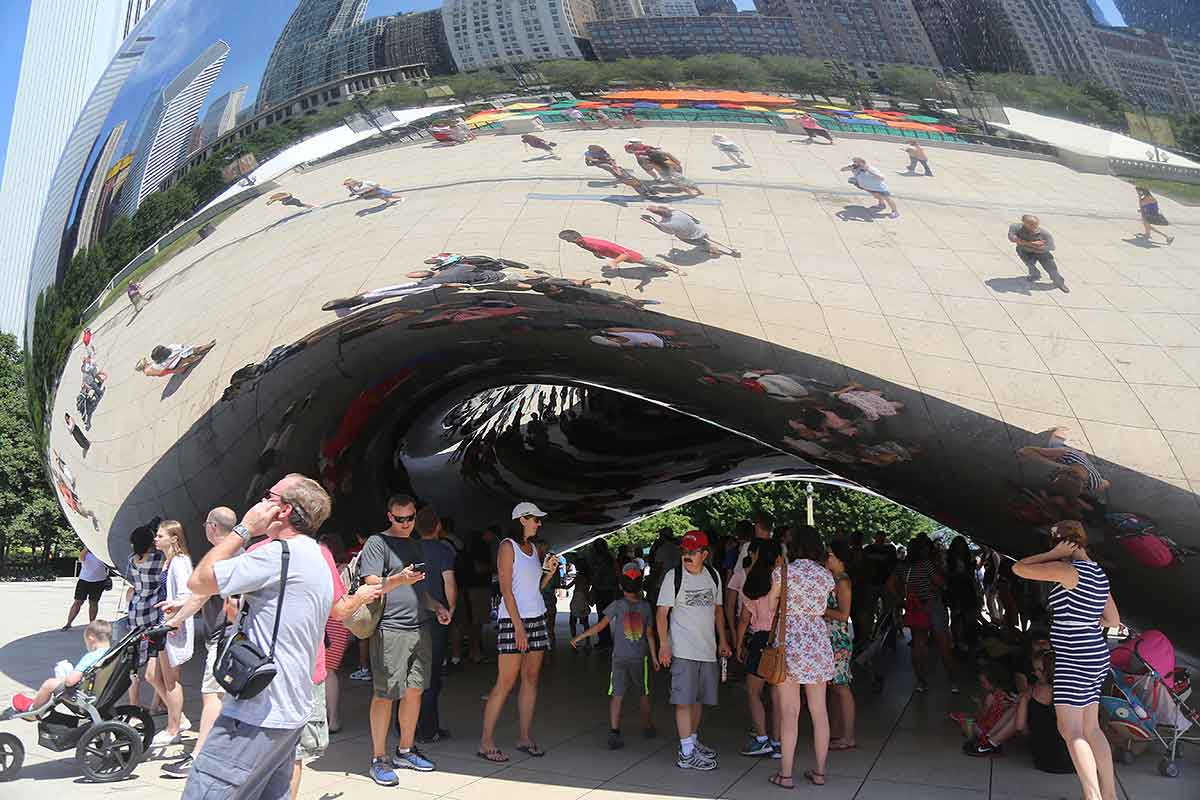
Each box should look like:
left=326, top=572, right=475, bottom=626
left=232, top=523, right=252, bottom=545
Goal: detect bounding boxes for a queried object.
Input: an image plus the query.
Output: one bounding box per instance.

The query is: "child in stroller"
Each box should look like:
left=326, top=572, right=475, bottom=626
left=0, top=621, right=168, bottom=783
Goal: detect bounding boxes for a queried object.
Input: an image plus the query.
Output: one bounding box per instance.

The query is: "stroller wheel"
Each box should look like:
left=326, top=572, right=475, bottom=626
left=111, top=705, right=155, bottom=752
left=76, top=720, right=143, bottom=783
left=0, top=732, right=24, bottom=781
left=1159, top=758, right=1180, bottom=778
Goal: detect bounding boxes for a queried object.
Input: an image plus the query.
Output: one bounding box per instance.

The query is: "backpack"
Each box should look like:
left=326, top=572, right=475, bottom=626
left=670, top=561, right=721, bottom=603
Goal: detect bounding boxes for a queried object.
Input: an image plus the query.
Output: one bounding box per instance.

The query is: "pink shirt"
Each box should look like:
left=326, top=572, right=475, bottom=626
left=728, top=570, right=780, bottom=633
left=247, top=540, right=346, bottom=683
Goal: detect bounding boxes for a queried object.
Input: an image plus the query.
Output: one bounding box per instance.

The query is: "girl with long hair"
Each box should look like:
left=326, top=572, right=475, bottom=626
left=731, top=538, right=783, bottom=757
left=148, top=520, right=194, bottom=747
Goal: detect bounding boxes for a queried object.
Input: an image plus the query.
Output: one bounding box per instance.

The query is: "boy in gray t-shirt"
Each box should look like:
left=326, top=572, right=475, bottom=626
left=570, top=563, right=659, bottom=749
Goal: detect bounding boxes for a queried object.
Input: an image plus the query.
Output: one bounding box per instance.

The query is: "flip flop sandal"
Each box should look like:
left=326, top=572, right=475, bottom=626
left=516, top=744, right=546, bottom=757
left=803, top=770, right=825, bottom=786
left=829, top=742, right=857, bottom=751
left=477, top=749, right=510, bottom=763
left=768, top=774, right=795, bottom=790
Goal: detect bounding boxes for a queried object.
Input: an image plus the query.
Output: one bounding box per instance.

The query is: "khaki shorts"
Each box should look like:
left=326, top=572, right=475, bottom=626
left=296, top=680, right=328, bottom=760
left=201, top=636, right=223, bottom=695
left=370, top=627, right=431, bottom=699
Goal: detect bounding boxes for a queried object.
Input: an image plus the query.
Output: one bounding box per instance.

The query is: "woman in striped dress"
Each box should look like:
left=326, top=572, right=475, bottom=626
left=1014, top=521, right=1119, bottom=800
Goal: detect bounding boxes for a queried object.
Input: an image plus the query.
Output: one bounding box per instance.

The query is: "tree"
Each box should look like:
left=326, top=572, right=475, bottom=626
left=679, top=54, right=769, bottom=90
left=760, top=56, right=833, bottom=99
left=879, top=65, right=939, bottom=102
left=447, top=72, right=513, bottom=100
left=605, top=57, right=682, bottom=87
left=606, top=509, right=696, bottom=554
left=538, top=59, right=605, bottom=93
left=0, top=332, right=71, bottom=568
left=1171, top=112, right=1200, bottom=153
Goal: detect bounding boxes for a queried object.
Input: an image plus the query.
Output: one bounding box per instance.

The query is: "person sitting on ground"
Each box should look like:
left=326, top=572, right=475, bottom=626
left=950, top=662, right=1013, bottom=742
left=12, top=620, right=111, bottom=712
left=641, top=206, right=740, bottom=257
left=136, top=341, right=217, bottom=376
left=964, top=651, right=1075, bottom=772
left=521, top=134, right=559, bottom=159
left=570, top=562, right=660, bottom=750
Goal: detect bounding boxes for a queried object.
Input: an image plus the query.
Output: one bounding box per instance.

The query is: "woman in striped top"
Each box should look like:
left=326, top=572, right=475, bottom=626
left=1014, top=521, right=1120, bottom=800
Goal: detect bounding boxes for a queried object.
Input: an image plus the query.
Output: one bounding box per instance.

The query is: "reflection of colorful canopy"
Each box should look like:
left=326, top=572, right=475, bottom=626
left=633, top=101, right=660, bottom=108
left=660, top=103, right=680, bottom=109
left=773, top=108, right=802, bottom=114
left=504, top=102, right=546, bottom=111
left=814, top=104, right=850, bottom=110
left=605, top=89, right=794, bottom=106
left=611, top=102, right=636, bottom=108
left=716, top=103, right=743, bottom=109
left=577, top=101, right=608, bottom=108
left=743, top=105, right=769, bottom=112
left=909, top=115, right=941, bottom=123
left=466, top=110, right=512, bottom=123
left=849, top=117, right=886, bottom=125
left=887, top=120, right=941, bottom=132
left=694, top=103, right=720, bottom=109
left=549, top=100, right=580, bottom=109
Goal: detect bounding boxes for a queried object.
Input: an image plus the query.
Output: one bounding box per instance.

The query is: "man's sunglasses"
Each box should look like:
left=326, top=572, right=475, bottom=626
left=263, top=490, right=288, bottom=505
left=389, top=512, right=416, bottom=523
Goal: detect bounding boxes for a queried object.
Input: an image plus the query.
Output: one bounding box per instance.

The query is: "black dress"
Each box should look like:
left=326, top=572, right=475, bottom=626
left=1028, top=696, right=1074, bottom=774
left=69, top=421, right=91, bottom=453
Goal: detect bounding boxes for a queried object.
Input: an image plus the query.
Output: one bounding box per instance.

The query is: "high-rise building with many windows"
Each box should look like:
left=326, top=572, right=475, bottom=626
left=0, top=0, right=157, bottom=335
left=73, top=121, right=127, bottom=259
left=257, top=0, right=369, bottom=111
left=199, top=86, right=247, bottom=148
left=119, top=41, right=229, bottom=217
left=989, top=0, right=1120, bottom=88
left=594, top=0, right=646, bottom=19
left=384, top=10, right=455, bottom=76
left=1113, top=0, right=1199, bottom=41
left=443, top=0, right=593, bottom=72
left=642, top=0, right=700, bottom=15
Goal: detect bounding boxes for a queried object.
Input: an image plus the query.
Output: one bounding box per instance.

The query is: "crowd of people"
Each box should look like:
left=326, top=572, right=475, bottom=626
left=23, top=482, right=1125, bottom=800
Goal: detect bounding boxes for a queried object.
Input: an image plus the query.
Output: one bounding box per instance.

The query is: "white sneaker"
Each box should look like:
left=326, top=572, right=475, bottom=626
left=349, top=668, right=372, bottom=681
left=152, top=729, right=181, bottom=748
left=677, top=747, right=717, bottom=771
left=179, top=715, right=193, bottom=733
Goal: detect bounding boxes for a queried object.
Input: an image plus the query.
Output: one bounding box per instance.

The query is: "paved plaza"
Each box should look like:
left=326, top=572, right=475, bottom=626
left=1, top=579, right=1197, bottom=800
left=55, top=123, right=1200, bottom=563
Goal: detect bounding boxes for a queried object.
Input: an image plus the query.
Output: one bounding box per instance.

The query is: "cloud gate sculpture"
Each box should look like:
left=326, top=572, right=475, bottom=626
left=28, top=1, right=1200, bottom=651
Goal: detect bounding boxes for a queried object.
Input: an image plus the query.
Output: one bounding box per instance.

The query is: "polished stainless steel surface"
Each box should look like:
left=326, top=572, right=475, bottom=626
left=29, top=0, right=1200, bottom=647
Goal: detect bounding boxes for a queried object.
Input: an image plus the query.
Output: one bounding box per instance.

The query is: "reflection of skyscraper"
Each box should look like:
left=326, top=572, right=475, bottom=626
left=123, top=0, right=158, bottom=38
left=120, top=41, right=230, bottom=217
left=765, top=0, right=941, bottom=71
left=383, top=10, right=455, bottom=76
left=0, top=0, right=157, bottom=335
left=73, top=121, right=126, bottom=258
left=200, top=86, right=247, bottom=147
left=443, top=0, right=594, bottom=72
left=257, top=0, right=369, bottom=111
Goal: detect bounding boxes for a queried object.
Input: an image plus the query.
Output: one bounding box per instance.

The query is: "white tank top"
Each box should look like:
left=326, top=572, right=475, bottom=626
left=498, top=538, right=547, bottom=620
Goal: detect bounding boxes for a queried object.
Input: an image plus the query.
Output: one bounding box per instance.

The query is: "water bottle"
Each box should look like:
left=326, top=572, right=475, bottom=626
left=720, top=655, right=728, bottom=684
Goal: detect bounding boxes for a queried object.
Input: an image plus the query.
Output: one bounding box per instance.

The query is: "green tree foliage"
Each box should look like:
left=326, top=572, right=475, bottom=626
left=972, top=72, right=1124, bottom=127
left=604, top=57, right=682, bottom=86
left=0, top=333, right=71, bottom=567
left=538, top=60, right=605, bottom=93
left=679, top=54, right=770, bottom=90
left=1169, top=112, right=1200, bottom=153
left=879, top=65, right=939, bottom=102
left=447, top=72, right=514, bottom=100
left=760, top=56, right=835, bottom=98
left=605, top=509, right=696, bottom=554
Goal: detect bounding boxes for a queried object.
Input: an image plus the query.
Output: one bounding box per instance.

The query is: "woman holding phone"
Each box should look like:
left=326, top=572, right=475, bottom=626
left=478, top=501, right=559, bottom=763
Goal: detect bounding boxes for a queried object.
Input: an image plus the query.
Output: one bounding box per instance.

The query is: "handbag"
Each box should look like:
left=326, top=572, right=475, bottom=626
left=755, top=564, right=790, bottom=686
left=344, top=537, right=388, bottom=639
left=902, top=565, right=931, bottom=630
left=214, top=541, right=289, bottom=699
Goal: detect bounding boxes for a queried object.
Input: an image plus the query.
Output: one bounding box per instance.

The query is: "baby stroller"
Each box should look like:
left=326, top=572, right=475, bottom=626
left=0, top=624, right=159, bottom=782
left=1101, top=630, right=1200, bottom=778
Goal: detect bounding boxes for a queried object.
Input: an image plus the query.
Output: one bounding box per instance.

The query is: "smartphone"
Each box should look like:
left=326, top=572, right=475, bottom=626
left=408, top=562, right=426, bottom=572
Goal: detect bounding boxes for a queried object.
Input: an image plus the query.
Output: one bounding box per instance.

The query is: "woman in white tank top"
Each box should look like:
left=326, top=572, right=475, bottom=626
left=479, top=502, right=559, bottom=763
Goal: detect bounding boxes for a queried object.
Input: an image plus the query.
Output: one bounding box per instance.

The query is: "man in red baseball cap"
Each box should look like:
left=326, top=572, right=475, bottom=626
left=656, top=530, right=730, bottom=771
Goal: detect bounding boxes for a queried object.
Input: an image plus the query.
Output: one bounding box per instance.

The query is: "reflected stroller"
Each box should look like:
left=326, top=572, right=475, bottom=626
left=0, top=624, right=158, bottom=782
left=1101, top=630, right=1200, bottom=778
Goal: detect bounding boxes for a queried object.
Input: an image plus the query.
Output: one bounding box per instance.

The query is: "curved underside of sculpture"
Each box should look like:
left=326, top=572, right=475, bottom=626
left=29, top=1, right=1200, bottom=651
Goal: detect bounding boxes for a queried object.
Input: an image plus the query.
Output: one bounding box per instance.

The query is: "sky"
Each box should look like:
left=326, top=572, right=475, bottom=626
left=0, top=0, right=1128, bottom=186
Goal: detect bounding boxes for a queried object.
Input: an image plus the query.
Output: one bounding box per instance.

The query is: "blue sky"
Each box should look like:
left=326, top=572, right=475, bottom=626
left=0, top=0, right=1125, bottom=185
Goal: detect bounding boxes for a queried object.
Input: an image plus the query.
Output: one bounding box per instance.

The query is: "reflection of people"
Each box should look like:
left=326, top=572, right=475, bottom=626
left=127, top=281, right=149, bottom=312
left=903, top=143, right=932, bottom=175
left=1008, top=214, right=1067, bottom=293
left=266, top=192, right=314, bottom=209
left=641, top=206, right=739, bottom=257
left=65, top=412, right=90, bottom=455
left=841, top=158, right=898, bottom=218
left=1018, top=427, right=1109, bottom=517
left=1135, top=186, right=1173, bottom=244
left=137, top=341, right=216, bottom=376
left=559, top=229, right=683, bottom=278
left=796, top=113, right=833, bottom=143
left=343, top=178, right=404, bottom=211
left=711, top=134, right=747, bottom=167
left=1013, top=522, right=1119, bottom=800
left=590, top=327, right=715, bottom=351
left=521, top=134, right=559, bottom=159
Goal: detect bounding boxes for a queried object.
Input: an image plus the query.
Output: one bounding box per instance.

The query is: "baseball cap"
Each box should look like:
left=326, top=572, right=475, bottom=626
left=621, top=562, right=643, bottom=580
left=681, top=530, right=709, bottom=552
left=511, top=501, right=547, bottom=519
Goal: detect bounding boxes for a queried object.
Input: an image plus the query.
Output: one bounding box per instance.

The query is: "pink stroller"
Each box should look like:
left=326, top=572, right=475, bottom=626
left=1102, top=630, right=1199, bottom=778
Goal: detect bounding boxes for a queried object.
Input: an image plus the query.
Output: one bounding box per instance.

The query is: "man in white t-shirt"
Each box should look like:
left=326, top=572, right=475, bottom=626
left=656, top=530, right=730, bottom=771
left=63, top=547, right=110, bottom=630
left=641, top=206, right=740, bottom=257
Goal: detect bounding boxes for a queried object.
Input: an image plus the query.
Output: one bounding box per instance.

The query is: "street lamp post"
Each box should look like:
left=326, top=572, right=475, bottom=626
left=805, top=482, right=815, bottom=527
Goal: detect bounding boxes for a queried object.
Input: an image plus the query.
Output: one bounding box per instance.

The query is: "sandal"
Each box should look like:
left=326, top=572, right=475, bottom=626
left=829, top=741, right=857, bottom=751
left=803, top=770, right=825, bottom=786
left=516, top=743, right=545, bottom=757
left=477, top=748, right=510, bottom=763
left=768, top=773, right=795, bottom=789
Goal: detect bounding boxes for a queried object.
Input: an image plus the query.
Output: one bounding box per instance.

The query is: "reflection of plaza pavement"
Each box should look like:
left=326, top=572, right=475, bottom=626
left=52, top=125, right=1200, bottom=561
left=1, top=581, right=1196, bottom=800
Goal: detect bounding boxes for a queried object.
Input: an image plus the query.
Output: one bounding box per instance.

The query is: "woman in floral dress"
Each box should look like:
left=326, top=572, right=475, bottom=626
left=825, top=539, right=856, bottom=751
left=771, top=527, right=835, bottom=789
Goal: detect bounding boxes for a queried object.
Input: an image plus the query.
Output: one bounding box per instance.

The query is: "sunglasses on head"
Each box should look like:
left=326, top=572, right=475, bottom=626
left=389, top=512, right=416, bottom=523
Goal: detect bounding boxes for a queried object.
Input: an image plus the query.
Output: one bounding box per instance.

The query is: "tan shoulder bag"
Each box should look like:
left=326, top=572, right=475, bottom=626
left=754, top=563, right=789, bottom=685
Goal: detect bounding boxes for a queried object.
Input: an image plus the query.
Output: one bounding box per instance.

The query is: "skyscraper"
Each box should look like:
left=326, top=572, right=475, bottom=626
left=0, top=0, right=157, bottom=335
left=910, top=0, right=1030, bottom=73
left=257, top=0, right=369, bottom=111
left=199, top=86, right=247, bottom=147
left=695, top=0, right=738, bottom=13
left=594, top=0, right=646, bottom=18
left=443, top=0, right=593, bottom=73
left=1113, top=1, right=1197, bottom=40
left=990, top=0, right=1119, bottom=88
left=642, top=0, right=700, bottom=14
left=384, top=10, right=455, bottom=76
left=73, top=121, right=127, bottom=258
left=766, top=0, right=941, bottom=72
left=119, top=41, right=229, bottom=217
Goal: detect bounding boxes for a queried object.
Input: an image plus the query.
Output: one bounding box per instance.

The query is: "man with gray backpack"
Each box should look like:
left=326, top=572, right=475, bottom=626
left=656, top=530, right=732, bottom=771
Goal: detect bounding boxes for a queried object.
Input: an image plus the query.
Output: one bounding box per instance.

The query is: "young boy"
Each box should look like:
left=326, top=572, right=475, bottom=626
left=657, top=531, right=731, bottom=771
left=571, top=563, right=660, bottom=749
left=558, top=230, right=684, bottom=279
left=12, top=620, right=112, bottom=712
